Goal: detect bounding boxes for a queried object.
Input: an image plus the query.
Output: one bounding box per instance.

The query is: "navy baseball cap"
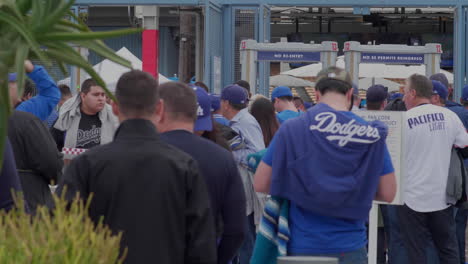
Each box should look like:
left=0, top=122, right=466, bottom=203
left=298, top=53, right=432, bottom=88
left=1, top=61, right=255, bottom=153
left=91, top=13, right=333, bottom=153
left=8, top=73, right=17, bottom=82
left=390, top=93, right=403, bottom=101
left=462, top=85, right=468, bottom=101
left=271, top=86, right=293, bottom=101
left=366, top=85, right=388, bottom=103
left=432, top=80, right=448, bottom=100
left=210, top=94, right=221, bottom=112
left=194, top=86, right=213, bottom=132
left=221, top=85, right=247, bottom=104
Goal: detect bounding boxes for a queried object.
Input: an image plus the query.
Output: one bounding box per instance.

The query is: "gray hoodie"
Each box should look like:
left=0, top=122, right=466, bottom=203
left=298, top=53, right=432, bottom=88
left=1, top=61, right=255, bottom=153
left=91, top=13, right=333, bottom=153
left=53, top=94, right=119, bottom=159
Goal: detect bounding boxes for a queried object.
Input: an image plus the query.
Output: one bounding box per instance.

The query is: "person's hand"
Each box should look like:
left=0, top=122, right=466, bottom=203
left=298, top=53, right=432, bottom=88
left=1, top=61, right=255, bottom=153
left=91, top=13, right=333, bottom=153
left=24, top=60, right=34, bottom=73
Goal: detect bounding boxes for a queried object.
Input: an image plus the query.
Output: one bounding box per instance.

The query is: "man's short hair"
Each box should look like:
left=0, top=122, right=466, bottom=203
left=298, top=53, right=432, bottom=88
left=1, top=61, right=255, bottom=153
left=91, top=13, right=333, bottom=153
left=367, top=101, right=383, bottom=110
left=462, top=99, right=468, bottom=107
left=408, top=74, right=433, bottom=99
left=23, top=79, right=35, bottom=97
left=158, top=82, right=197, bottom=122
left=115, top=70, right=159, bottom=117
left=235, top=80, right=250, bottom=94
left=81, top=79, right=98, bottom=94
left=293, top=96, right=304, bottom=104
left=275, top=95, right=294, bottom=102
left=229, top=102, right=247, bottom=111
left=58, top=84, right=72, bottom=98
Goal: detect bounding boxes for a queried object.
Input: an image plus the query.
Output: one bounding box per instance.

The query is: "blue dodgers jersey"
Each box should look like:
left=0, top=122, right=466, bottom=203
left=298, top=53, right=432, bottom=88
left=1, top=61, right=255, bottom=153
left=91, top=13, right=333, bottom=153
left=262, top=105, right=394, bottom=254
left=277, top=110, right=301, bottom=124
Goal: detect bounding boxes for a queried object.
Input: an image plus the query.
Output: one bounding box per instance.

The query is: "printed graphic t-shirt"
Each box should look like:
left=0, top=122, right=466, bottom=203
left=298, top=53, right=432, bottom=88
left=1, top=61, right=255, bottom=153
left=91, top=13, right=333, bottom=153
left=263, top=111, right=394, bottom=254
left=404, top=104, right=468, bottom=212
left=76, top=111, right=102, bottom=149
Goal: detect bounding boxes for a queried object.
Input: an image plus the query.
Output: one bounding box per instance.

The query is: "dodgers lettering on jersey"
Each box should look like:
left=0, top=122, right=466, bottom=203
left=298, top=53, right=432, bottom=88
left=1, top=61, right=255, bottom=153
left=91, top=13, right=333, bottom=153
left=309, top=112, right=381, bottom=147
left=407, top=112, right=445, bottom=132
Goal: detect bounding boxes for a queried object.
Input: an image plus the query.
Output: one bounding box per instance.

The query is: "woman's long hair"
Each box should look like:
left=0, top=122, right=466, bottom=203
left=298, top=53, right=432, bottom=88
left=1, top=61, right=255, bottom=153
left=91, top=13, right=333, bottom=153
left=250, top=97, right=279, bottom=147
left=201, top=115, right=231, bottom=151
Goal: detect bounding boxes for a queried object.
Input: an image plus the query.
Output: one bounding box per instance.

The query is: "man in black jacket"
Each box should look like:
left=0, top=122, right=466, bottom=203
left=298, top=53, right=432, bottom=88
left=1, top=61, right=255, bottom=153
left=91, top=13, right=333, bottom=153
left=58, top=70, right=216, bottom=264
left=158, top=82, right=246, bottom=264
left=8, top=111, right=63, bottom=212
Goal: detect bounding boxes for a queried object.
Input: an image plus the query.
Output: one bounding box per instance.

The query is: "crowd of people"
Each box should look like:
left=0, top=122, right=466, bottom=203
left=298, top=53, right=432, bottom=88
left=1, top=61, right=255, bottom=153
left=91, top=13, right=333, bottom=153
left=2, top=60, right=468, bottom=264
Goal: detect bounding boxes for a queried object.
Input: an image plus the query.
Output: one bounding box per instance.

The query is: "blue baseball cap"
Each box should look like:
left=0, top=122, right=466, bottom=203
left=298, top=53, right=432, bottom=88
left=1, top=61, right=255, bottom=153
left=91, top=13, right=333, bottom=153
left=432, top=80, right=448, bottom=100
left=462, top=85, right=468, bottom=101
left=221, top=85, right=247, bottom=105
left=271, top=86, right=293, bottom=101
left=8, top=73, right=17, bottom=82
left=194, top=86, right=213, bottom=132
left=366, top=84, right=388, bottom=103
left=210, top=94, right=221, bottom=112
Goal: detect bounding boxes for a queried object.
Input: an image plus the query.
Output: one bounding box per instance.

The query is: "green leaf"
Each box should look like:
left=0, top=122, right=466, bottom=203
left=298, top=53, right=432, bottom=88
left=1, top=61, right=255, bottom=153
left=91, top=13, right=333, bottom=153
left=0, top=10, right=49, bottom=64
left=44, top=49, right=116, bottom=101
left=14, top=44, right=29, bottom=102
left=74, top=40, right=132, bottom=68
left=38, top=0, right=75, bottom=33
left=39, top=28, right=142, bottom=42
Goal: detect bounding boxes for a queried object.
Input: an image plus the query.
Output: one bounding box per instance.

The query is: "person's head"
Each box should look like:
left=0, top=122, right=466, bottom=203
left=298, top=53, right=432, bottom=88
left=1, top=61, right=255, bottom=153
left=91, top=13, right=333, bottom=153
left=250, top=97, right=280, bottom=147
left=194, top=81, right=209, bottom=93
left=80, top=79, right=106, bottom=115
left=315, top=67, right=353, bottom=107
left=403, top=74, right=433, bottom=110
left=234, top=80, right=251, bottom=98
left=8, top=73, right=35, bottom=107
left=430, top=80, right=448, bottom=107
left=430, top=73, right=451, bottom=99
left=461, top=85, right=468, bottom=108
left=293, top=96, right=305, bottom=112
left=58, top=84, right=72, bottom=107
left=193, top=86, right=213, bottom=135
left=271, top=86, right=295, bottom=112
left=156, top=82, right=198, bottom=133
left=210, top=94, right=222, bottom=114
left=220, top=84, right=248, bottom=120
left=366, top=84, right=388, bottom=111
left=112, top=70, right=160, bottom=122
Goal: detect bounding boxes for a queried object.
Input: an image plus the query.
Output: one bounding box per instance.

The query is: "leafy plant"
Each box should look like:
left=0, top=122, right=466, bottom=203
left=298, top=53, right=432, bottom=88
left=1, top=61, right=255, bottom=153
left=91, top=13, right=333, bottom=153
left=0, top=192, right=126, bottom=263
left=0, top=0, right=142, bottom=168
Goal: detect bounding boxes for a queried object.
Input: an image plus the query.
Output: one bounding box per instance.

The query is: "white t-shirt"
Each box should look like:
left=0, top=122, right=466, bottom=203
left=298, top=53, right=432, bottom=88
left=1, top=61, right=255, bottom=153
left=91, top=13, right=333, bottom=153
left=404, top=104, right=468, bottom=212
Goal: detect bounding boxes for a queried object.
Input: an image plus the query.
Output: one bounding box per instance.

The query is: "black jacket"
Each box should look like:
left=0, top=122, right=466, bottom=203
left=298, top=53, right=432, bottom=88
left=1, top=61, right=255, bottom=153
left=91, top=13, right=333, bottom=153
left=58, top=119, right=216, bottom=264
left=8, top=111, right=63, bottom=212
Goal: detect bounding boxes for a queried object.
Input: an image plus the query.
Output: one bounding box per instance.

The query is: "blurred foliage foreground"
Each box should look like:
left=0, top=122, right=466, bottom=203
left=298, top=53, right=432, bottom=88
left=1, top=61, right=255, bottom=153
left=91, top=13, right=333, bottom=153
left=0, top=192, right=125, bottom=263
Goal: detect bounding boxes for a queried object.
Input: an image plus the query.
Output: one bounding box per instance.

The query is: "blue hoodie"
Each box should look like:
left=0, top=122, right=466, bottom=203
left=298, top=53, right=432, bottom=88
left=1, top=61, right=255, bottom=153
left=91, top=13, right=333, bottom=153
left=16, top=66, right=60, bottom=121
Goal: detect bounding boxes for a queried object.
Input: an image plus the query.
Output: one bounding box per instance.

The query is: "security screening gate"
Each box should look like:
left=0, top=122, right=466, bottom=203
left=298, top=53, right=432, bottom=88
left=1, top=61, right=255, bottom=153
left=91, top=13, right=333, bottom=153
left=344, top=41, right=443, bottom=86
left=240, top=39, right=339, bottom=95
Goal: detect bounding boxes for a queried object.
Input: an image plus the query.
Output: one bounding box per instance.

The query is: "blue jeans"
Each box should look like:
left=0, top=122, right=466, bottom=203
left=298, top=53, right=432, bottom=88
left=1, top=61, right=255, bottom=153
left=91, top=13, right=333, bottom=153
left=381, top=205, right=439, bottom=264
left=455, top=208, right=467, bottom=264
left=290, top=247, right=367, bottom=264
left=234, top=214, right=256, bottom=264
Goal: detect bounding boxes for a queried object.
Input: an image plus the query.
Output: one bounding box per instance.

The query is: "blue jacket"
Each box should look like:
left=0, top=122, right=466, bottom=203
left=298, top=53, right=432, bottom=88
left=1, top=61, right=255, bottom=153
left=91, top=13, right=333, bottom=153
left=0, top=139, right=23, bottom=212
left=446, top=104, right=468, bottom=130
left=270, top=103, right=388, bottom=221
left=16, top=66, right=60, bottom=121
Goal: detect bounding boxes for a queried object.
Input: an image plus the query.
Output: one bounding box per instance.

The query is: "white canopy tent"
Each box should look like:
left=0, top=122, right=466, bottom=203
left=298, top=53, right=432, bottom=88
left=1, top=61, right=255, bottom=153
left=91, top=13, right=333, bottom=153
left=59, top=47, right=170, bottom=92
left=358, top=77, right=402, bottom=92
left=281, top=56, right=454, bottom=83
left=269, top=74, right=315, bottom=87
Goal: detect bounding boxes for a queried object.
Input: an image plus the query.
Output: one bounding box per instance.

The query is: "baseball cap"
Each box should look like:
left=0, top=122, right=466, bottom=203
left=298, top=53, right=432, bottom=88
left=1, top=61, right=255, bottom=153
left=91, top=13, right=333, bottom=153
left=271, top=86, right=293, bottom=101
left=221, top=84, right=247, bottom=105
left=462, top=85, right=468, bottom=101
left=390, top=93, right=403, bottom=101
left=430, top=73, right=449, bottom=91
left=431, top=80, right=448, bottom=100
left=193, top=86, right=213, bottom=132
left=366, top=84, right=388, bottom=103
left=316, top=67, right=353, bottom=87
left=8, top=73, right=17, bottom=82
left=210, top=94, right=221, bottom=112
